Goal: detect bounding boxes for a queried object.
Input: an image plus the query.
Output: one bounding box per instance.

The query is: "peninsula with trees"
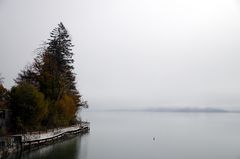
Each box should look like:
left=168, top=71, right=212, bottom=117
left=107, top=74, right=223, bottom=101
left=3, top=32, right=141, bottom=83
left=0, top=23, right=89, bottom=158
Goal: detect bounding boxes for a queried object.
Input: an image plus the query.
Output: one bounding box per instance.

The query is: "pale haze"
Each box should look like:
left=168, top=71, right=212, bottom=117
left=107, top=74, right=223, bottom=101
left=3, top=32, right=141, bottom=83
left=1, top=0, right=240, bottom=110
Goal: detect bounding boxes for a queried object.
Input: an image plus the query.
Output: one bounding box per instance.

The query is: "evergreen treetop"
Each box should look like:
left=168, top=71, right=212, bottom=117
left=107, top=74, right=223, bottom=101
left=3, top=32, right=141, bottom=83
left=12, top=22, right=86, bottom=130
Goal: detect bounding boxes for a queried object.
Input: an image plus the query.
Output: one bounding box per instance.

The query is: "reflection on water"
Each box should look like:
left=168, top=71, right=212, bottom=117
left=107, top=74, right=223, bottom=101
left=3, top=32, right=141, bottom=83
left=8, top=112, right=240, bottom=159
left=9, top=133, right=89, bottom=159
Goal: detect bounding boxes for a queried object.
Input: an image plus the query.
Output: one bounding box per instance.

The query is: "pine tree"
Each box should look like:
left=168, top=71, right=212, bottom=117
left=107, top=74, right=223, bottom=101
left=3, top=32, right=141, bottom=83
left=14, top=22, right=83, bottom=128
left=45, top=22, right=79, bottom=103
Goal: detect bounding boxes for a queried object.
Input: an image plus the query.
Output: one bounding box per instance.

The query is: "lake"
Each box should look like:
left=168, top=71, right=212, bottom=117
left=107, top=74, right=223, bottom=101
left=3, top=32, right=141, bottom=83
left=9, top=111, right=240, bottom=159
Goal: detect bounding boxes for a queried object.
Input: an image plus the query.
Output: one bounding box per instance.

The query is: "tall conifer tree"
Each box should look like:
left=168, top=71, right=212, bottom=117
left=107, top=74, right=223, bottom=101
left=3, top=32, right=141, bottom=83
left=14, top=23, right=84, bottom=128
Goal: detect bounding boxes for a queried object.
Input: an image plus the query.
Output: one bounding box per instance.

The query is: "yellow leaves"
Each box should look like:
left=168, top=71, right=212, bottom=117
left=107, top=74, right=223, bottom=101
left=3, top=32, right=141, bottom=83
left=55, top=93, right=77, bottom=124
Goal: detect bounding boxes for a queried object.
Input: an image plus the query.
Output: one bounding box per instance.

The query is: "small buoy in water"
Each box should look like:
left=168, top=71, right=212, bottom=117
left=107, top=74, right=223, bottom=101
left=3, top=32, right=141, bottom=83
left=153, top=137, right=155, bottom=141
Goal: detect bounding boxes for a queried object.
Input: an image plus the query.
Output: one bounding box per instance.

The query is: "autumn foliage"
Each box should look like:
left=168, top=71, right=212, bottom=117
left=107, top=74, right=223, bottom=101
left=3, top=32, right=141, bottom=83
left=10, top=83, right=48, bottom=131
left=9, top=23, right=85, bottom=132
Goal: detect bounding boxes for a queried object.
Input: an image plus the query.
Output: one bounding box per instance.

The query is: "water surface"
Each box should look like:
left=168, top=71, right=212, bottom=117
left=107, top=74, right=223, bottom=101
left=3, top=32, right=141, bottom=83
left=10, top=111, right=240, bottom=159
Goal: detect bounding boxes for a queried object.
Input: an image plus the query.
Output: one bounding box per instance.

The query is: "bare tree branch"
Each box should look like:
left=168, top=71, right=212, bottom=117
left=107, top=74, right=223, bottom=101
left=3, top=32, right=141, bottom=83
left=0, top=73, right=4, bottom=84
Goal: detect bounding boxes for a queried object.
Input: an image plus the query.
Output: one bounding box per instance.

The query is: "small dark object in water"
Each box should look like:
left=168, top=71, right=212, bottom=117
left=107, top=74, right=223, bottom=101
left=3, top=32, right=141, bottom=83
left=153, top=137, right=155, bottom=141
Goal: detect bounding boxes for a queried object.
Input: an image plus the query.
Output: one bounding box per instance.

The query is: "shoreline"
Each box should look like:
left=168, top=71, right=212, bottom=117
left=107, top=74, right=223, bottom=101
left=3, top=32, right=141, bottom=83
left=0, top=122, right=90, bottom=159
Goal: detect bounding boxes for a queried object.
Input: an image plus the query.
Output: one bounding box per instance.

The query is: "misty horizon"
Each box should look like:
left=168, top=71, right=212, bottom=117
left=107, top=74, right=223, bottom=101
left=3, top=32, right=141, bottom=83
left=84, top=106, right=240, bottom=112
left=1, top=0, right=240, bottom=110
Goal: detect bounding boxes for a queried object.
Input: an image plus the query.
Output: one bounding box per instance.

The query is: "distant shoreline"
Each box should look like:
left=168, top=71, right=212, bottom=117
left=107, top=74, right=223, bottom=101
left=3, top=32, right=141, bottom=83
left=83, top=107, right=240, bottom=113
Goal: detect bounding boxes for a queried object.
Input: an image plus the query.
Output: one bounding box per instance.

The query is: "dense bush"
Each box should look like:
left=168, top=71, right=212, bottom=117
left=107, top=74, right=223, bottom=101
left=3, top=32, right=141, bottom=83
left=10, top=83, right=48, bottom=131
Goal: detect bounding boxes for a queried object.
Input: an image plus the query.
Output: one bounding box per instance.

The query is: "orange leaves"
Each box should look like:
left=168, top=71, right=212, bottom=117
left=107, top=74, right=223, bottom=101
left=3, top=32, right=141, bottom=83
left=55, top=93, right=77, bottom=126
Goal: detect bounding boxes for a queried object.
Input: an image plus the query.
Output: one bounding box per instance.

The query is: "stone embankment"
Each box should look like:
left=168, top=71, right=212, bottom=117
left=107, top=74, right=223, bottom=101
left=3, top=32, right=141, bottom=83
left=0, top=122, right=90, bottom=159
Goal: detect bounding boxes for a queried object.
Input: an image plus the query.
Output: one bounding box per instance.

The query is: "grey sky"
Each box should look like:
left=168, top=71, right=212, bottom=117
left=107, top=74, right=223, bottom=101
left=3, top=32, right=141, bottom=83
left=1, top=0, right=240, bottom=110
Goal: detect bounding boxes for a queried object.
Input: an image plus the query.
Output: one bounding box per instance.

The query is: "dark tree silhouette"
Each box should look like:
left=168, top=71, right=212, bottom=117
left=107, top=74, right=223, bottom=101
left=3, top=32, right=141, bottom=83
left=0, top=73, right=3, bottom=84
left=12, top=23, right=85, bottom=130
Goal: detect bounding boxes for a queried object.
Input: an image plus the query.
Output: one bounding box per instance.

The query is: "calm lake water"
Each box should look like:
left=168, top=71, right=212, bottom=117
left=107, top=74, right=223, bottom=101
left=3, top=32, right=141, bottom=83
left=10, top=111, right=240, bottom=159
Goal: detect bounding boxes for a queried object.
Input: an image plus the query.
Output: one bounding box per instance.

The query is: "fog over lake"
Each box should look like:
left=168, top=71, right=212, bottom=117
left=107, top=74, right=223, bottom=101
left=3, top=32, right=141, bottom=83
left=9, top=111, right=240, bottom=159
left=1, top=0, right=240, bottom=110
left=1, top=0, right=240, bottom=159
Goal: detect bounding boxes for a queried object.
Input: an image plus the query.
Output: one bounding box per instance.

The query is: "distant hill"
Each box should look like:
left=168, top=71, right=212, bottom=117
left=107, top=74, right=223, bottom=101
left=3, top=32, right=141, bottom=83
left=87, top=107, right=236, bottom=113
left=144, top=107, right=229, bottom=113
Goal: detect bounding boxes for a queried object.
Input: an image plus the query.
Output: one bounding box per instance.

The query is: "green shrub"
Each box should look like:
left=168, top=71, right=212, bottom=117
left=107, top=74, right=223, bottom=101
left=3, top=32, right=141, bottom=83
left=10, top=83, right=48, bottom=131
